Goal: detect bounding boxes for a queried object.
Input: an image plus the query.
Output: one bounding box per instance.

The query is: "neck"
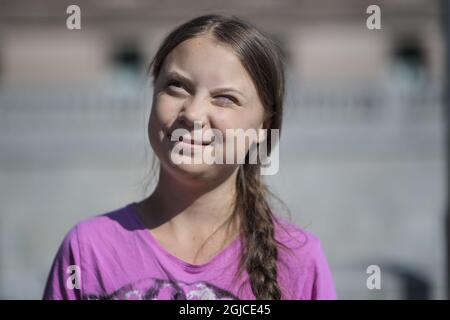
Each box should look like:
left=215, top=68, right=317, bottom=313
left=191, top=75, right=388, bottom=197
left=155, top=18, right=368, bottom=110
left=140, top=166, right=240, bottom=240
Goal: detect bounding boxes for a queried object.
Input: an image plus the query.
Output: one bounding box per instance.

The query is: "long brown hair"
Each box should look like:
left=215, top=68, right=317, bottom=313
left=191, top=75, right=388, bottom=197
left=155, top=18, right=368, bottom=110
left=147, top=14, right=291, bottom=300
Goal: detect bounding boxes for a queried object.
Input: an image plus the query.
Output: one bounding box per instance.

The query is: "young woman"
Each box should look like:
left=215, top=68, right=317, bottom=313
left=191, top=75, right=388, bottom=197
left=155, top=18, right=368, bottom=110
left=43, top=14, right=337, bottom=300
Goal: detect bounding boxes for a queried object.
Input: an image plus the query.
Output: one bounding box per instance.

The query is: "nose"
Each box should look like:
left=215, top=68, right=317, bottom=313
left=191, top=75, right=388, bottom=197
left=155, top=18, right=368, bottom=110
left=177, top=95, right=209, bottom=129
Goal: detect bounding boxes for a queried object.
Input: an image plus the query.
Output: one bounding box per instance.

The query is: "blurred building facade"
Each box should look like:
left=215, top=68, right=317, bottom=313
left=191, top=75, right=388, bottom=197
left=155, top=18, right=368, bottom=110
left=0, top=0, right=445, bottom=299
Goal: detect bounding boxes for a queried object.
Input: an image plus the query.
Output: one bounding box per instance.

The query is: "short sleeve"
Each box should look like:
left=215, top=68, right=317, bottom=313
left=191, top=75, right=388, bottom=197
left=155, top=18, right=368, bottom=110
left=42, top=225, right=83, bottom=300
left=309, top=240, right=337, bottom=300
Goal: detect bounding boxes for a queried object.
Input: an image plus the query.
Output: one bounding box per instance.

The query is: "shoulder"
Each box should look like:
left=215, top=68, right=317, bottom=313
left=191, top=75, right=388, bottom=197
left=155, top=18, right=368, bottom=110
left=273, top=214, right=323, bottom=255
left=62, top=203, right=137, bottom=246
left=273, top=214, right=337, bottom=299
left=272, top=214, right=328, bottom=274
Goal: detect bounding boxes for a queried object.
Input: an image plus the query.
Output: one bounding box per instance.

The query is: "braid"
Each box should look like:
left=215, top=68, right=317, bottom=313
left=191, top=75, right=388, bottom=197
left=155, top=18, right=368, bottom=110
left=234, top=163, right=282, bottom=300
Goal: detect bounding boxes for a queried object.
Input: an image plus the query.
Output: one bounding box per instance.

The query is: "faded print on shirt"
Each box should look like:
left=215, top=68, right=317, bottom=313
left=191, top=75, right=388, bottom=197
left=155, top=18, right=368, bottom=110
left=83, top=277, right=239, bottom=300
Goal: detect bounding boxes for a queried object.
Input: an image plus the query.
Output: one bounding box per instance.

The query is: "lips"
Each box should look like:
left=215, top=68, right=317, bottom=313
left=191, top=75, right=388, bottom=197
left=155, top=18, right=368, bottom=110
left=167, top=132, right=214, bottom=146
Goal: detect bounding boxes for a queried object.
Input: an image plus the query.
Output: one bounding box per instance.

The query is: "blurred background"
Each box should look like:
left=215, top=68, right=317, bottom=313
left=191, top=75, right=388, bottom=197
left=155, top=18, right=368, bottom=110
left=0, top=0, right=447, bottom=299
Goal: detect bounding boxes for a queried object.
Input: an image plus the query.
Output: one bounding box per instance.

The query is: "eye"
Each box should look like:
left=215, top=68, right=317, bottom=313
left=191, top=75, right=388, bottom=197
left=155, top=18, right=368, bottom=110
left=166, top=79, right=186, bottom=92
left=213, top=95, right=238, bottom=106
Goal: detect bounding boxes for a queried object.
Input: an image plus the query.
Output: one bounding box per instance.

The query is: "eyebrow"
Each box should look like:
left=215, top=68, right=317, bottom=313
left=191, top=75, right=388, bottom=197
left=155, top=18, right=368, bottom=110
left=165, top=70, right=246, bottom=99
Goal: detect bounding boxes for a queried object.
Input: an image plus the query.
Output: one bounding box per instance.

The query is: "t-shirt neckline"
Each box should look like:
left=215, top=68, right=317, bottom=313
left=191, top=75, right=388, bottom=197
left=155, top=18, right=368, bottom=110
left=127, top=202, right=242, bottom=272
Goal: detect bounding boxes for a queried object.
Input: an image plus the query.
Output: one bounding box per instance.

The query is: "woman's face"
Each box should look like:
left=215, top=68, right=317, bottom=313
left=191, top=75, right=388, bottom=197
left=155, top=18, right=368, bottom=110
left=148, top=35, right=266, bottom=183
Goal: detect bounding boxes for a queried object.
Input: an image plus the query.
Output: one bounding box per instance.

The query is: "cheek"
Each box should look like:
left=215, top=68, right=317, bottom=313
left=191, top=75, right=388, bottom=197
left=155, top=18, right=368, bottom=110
left=212, top=105, right=264, bottom=132
left=153, top=94, right=181, bottom=124
left=210, top=107, right=265, bottom=163
left=149, top=95, right=182, bottom=136
left=148, top=95, right=181, bottom=151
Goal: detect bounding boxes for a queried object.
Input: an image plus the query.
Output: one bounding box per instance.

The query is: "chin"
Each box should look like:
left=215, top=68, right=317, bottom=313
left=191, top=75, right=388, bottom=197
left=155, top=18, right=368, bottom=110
left=164, top=155, right=215, bottom=179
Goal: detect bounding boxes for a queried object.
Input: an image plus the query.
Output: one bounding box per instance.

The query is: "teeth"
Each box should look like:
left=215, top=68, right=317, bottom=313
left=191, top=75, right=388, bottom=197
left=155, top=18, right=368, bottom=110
left=168, top=132, right=213, bottom=145
left=185, top=139, right=209, bottom=145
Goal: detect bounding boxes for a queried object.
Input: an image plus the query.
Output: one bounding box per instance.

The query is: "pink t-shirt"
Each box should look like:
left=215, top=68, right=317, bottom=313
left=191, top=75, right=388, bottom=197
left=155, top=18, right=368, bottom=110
left=43, top=203, right=337, bottom=300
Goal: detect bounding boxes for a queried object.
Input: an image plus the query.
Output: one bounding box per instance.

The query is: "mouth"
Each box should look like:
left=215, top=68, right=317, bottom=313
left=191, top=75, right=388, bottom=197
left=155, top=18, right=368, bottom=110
left=167, top=132, right=214, bottom=146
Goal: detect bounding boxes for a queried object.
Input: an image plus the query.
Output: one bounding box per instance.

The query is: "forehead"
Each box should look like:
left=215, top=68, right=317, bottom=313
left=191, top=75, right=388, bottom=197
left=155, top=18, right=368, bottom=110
left=161, top=36, right=255, bottom=92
